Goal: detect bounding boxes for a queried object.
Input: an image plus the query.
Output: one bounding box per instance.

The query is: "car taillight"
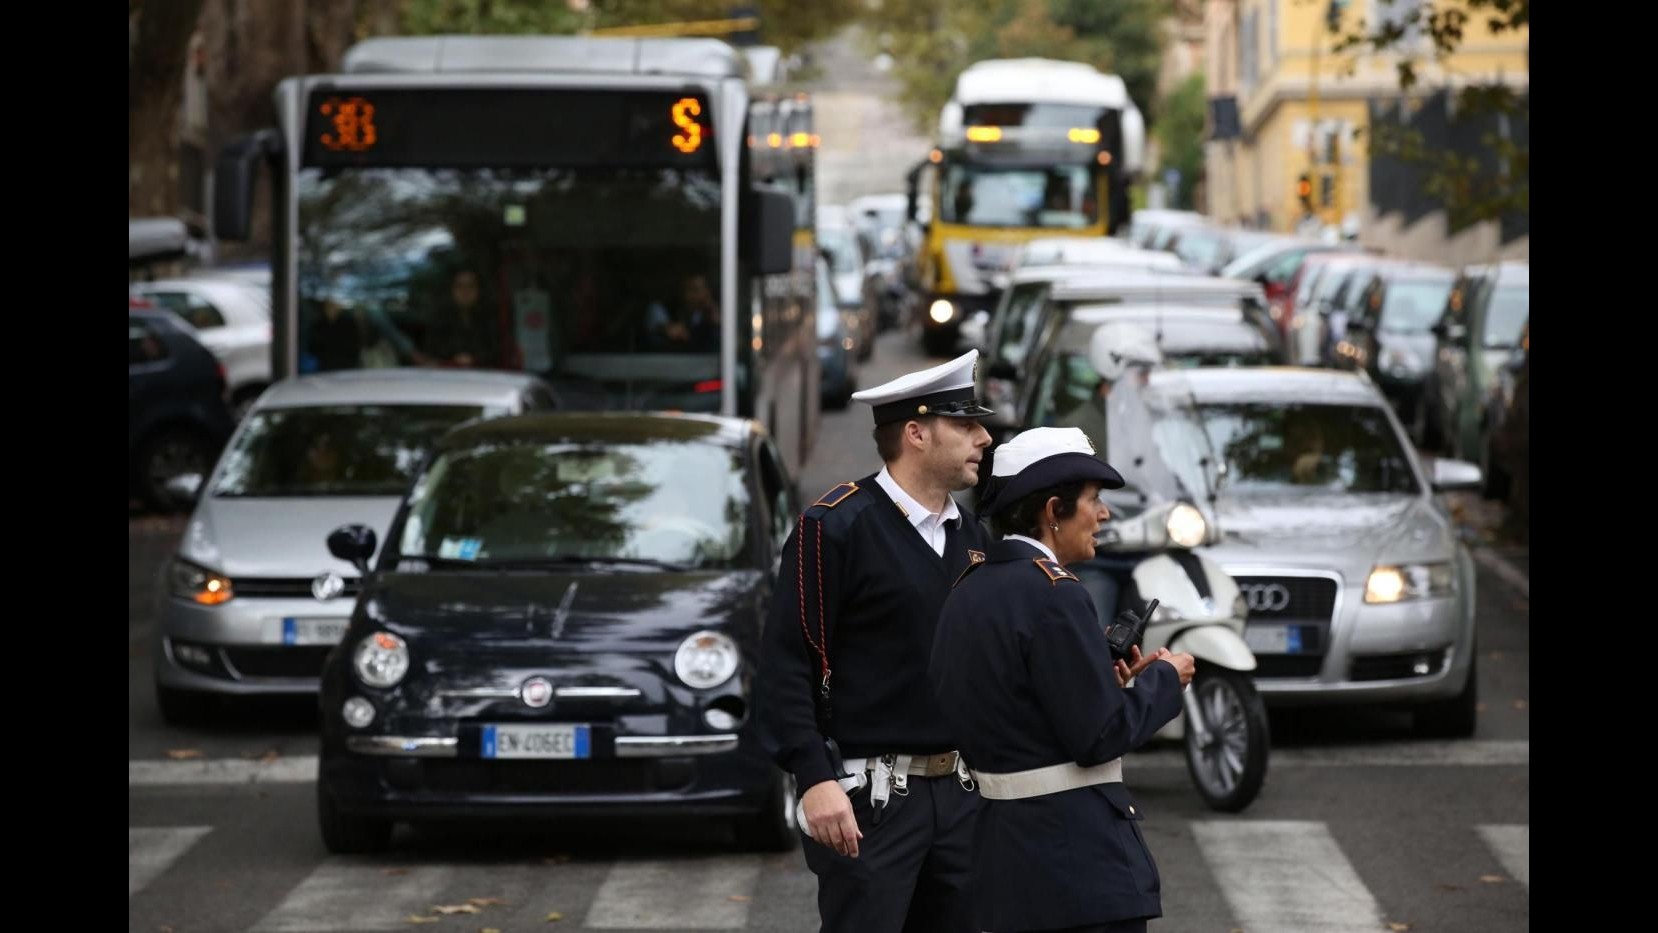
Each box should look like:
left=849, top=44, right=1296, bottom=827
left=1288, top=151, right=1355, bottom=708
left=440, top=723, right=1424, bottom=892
left=693, top=379, right=722, bottom=394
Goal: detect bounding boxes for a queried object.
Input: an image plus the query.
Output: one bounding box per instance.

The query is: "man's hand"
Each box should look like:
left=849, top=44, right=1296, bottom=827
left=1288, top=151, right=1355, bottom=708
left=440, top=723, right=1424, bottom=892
left=1113, top=646, right=1175, bottom=687
left=801, top=779, right=863, bottom=858
left=1159, top=650, right=1198, bottom=686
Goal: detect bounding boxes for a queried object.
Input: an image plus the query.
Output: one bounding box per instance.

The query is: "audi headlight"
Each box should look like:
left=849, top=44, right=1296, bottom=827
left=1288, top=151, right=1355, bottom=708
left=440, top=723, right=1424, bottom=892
left=353, top=631, right=410, bottom=688
left=1364, top=563, right=1453, bottom=603
left=1166, top=504, right=1208, bottom=549
left=675, top=631, right=739, bottom=689
left=170, top=558, right=233, bottom=606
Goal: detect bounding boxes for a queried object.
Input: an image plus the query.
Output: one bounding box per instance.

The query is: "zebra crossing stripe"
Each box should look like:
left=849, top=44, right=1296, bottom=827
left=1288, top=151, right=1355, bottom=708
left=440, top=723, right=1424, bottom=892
left=129, top=826, right=211, bottom=896
left=251, top=863, right=455, bottom=932
left=584, top=856, right=760, bottom=929
left=1192, top=819, right=1388, bottom=933
left=1478, top=824, right=1529, bottom=888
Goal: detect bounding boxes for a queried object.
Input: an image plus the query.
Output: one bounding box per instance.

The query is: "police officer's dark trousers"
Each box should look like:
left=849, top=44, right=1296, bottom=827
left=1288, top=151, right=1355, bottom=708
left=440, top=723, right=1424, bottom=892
left=801, top=774, right=981, bottom=933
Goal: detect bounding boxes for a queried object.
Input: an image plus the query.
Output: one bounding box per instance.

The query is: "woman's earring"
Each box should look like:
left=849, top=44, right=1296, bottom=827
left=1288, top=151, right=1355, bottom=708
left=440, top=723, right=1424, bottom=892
left=1049, top=523, right=1059, bottom=532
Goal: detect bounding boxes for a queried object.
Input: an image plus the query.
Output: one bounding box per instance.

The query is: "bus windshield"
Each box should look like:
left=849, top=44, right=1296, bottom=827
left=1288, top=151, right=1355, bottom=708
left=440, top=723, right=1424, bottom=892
left=296, top=165, right=722, bottom=410
left=941, top=164, right=1097, bottom=229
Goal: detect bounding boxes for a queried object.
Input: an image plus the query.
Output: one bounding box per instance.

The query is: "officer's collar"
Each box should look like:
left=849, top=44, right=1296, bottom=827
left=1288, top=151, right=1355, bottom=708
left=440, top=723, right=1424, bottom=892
left=987, top=538, right=1049, bottom=563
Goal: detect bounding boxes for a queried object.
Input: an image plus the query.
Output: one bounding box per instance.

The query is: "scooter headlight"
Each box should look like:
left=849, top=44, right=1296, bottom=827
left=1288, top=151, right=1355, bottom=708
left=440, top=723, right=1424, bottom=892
left=1166, top=504, right=1208, bottom=549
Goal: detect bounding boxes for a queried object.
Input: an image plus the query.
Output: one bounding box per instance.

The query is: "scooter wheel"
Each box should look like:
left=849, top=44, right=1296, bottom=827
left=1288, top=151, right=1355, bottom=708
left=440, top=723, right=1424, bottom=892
left=1184, top=665, right=1270, bottom=813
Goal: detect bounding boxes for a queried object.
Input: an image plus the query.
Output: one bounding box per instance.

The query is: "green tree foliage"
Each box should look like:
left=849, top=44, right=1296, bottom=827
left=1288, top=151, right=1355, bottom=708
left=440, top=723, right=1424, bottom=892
left=1155, top=73, right=1206, bottom=209
left=1326, top=0, right=1528, bottom=226
left=862, top=0, right=1168, bottom=134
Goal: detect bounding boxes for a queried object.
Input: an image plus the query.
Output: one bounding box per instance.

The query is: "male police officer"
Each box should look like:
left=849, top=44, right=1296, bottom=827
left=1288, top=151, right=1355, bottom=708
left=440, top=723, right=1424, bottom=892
left=755, top=350, right=995, bottom=933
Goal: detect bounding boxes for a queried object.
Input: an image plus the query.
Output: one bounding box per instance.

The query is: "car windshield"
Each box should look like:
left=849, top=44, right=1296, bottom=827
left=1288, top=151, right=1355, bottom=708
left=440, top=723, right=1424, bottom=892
left=1482, top=285, right=1529, bottom=348
left=212, top=404, right=491, bottom=497
left=396, top=439, right=750, bottom=568
left=1379, top=279, right=1453, bottom=332
left=1152, top=401, right=1419, bottom=496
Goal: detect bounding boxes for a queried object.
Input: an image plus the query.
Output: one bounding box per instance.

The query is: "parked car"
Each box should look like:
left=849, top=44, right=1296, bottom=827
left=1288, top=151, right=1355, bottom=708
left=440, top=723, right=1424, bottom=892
left=315, top=412, right=802, bottom=854
left=131, top=276, right=274, bottom=419
left=129, top=306, right=237, bottom=512
left=1424, top=260, right=1529, bottom=498
left=1110, top=367, right=1483, bottom=737
left=815, top=255, right=859, bottom=408
left=151, top=369, right=557, bottom=724
left=1340, top=263, right=1457, bottom=439
left=1219, top=238, right=1348, bottom=336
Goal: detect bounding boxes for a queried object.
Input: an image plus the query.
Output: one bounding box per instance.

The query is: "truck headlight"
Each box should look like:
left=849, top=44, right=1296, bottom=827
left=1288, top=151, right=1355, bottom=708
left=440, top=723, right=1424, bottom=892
left=1365, top=562, right=1453, bottom=603
left=929, top=299, right=955, bottom=324
left=1166, top=503, right=1207, bottom=549
left=170, top=558, right=233, bottom=606
left=675, top=631, right=739, bottom=689
left=353, top=631, right=410, bottom=688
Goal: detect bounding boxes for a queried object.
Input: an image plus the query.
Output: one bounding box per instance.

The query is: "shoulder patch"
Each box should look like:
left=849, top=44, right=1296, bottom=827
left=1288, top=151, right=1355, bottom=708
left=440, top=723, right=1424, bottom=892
left=953, top=558, right=987, bottom=588
left=1033, top=557, right=1079, bottom=585
left=967, top=549, right=987, bottom=565
left=812, top=482, right=861, bottom=509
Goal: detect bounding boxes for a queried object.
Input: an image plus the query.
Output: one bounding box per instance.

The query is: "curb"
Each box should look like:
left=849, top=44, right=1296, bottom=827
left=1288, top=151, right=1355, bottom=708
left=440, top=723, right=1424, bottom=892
left=1471, top=546, right=1529, bottom=600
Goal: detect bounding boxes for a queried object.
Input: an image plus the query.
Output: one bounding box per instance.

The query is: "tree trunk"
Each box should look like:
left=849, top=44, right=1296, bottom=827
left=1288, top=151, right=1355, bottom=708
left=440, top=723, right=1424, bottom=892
left=129, top=0, right=208, bottom=218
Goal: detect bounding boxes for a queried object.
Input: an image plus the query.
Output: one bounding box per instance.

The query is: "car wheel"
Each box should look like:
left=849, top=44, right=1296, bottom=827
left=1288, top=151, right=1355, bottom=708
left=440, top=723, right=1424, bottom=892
left=1183, top=665, right=1270, bottom=813
left=135, top=427, right=217, bottom=512
left=317, top=781, right=394, bottom=854
left=1413, top=650, right=1478, bottom=739
left=156, top=683, right=215, bottom=726
left=733, top=772, right=798, bottom=852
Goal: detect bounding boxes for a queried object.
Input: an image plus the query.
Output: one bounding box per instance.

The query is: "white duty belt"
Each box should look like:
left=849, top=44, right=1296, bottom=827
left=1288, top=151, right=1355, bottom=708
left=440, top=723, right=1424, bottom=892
left=970, top=757, right=1123, bottom=800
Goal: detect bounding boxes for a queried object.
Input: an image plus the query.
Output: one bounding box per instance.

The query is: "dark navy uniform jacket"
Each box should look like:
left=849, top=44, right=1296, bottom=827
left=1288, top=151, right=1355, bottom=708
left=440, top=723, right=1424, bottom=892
left=929, top=538, right=1184, bottom=931
left=755, top=475, right=992, bottom=792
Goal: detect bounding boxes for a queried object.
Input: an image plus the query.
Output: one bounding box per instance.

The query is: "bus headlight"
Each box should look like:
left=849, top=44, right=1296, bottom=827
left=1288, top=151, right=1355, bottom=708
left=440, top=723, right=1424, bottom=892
left=1166, top=504, right=1208, bottom=548
left=353, top=631, right=410, bottom=688
left=675, top=631, right=739, bottom=689
left=929, top=300, right=956, bottom=324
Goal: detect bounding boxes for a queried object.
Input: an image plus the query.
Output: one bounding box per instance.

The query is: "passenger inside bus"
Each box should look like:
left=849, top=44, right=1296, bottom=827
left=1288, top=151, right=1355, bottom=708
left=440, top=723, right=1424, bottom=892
left=424, top=268, right=503, bottom=368
left=645, top=272, right=721, bottom=352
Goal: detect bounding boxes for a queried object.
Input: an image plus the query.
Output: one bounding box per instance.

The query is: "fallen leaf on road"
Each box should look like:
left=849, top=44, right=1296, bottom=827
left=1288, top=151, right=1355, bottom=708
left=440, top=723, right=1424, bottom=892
left=1480, top=874, right=1507, bottom=884
left=1512, top=700, right=1527, bottom=710
left=542, top=854, right=571, bottom=864
left=433, top=904, right=482, bottom=915
left=481, top=928, right=502, bottom=933
left=384, top=868, right=410, bottom=876
left=1487, top=650, right=1504, bottom=661
left=468, top=897, right=508, bottom=906
left=406, top=916, right=440, bottom=924
left=728, top=895, right=751, bottom=902
left=546, top=912, right=565, bottom=922
left=1475, top=703, right=1487, bottom=713
left=159, top=927, right=175, bottom=933
left=1387, top=923, right=1412, bottom=931
left=1436, top=883, right=1464, bottom=892
left=240, top=749, right=281, bottom=763
left=166, top=749, right=204, bottom=760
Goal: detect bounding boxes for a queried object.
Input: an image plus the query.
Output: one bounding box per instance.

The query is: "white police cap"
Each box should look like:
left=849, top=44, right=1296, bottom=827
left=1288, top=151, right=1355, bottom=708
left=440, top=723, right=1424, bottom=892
left=983, top=426, right=1125, bottom=514
left=851, top=349, right=995, bottom=426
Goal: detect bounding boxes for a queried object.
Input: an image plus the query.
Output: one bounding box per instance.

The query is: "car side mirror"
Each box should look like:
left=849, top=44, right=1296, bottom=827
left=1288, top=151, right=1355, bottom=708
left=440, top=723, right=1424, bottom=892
left=1429, top=458, right=1483, bottom=492
left=327, top=524, right=379, bottom=577
left=163, top=473, right=204, bottom=508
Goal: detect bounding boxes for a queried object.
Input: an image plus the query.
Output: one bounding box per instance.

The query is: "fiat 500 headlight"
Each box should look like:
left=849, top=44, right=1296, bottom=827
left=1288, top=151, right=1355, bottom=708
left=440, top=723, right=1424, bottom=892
left=675, top=631, right=739, bottom=690
left=353, top=631, right=410, bottom=688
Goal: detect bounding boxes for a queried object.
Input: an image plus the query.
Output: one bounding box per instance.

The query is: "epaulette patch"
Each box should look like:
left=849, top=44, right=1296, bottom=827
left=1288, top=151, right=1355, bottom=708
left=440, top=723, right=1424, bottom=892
left=1033, top=558, right=1079, bottom=584
left=953, top=560, right=986, bottom=588
left=967, top=549, right=986, bottom=565
left=813, top=482, right=861, bottom=509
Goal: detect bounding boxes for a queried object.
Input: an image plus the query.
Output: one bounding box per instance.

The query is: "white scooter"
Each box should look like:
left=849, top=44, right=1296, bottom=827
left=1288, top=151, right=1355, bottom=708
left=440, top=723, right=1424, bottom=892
left=1076, top=499, right=1270, bottom=813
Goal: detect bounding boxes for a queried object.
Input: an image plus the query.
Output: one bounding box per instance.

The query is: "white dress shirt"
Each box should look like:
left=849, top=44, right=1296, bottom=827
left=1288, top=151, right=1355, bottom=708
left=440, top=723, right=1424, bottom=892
left=874, top=467, right=960, bottom=558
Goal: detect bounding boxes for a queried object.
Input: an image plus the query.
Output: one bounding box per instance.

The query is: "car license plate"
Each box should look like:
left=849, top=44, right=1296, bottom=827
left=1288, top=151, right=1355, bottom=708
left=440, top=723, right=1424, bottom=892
left=1245, top=624, right=1303, bottom=655
left=282, top=617, right=348, bottom=646
left=481, top=724, right=591, bottom=760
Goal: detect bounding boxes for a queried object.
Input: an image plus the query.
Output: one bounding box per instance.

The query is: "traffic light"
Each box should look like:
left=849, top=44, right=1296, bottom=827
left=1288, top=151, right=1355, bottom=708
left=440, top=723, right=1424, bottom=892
left=1296, top=173, right=1313, bottom=212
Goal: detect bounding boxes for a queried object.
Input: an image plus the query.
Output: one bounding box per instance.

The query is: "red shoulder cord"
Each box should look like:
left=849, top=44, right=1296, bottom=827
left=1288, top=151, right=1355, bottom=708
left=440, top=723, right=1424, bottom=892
left=796, top=514, right=831, bottom=699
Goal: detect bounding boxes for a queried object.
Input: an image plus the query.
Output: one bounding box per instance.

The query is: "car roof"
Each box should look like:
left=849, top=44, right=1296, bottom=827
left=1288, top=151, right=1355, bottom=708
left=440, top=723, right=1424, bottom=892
left=1462, top=260, right=1529, bottom=285
left=1050, top=271, right=1263, bottom=303
left=253, top=368, right=546, bottom=410
left=1146, top=367, right=1386, bottom=407
left=1064, top=308, right=1267, bottom=353
left=1370, top=262, right=1456, bottom=282
left=437, top=411, right=755, bottom=451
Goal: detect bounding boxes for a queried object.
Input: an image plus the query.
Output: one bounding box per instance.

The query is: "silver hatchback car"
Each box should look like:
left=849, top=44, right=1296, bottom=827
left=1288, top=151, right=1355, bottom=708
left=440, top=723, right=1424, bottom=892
left=153, top=369, right=556, bottom=723
left=1107, top=367, right=1484, bottom=737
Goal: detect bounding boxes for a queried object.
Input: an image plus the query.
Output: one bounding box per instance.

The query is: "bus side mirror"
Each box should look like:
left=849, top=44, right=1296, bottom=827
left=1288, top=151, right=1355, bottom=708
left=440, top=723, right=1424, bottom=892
left=212, top=129, right=281, bottom=242
left=746, top=187, right=795, bottom=276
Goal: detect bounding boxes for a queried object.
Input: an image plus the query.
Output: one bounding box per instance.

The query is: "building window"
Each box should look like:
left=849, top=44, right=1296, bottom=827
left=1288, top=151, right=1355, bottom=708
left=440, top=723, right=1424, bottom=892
left=1240, top=10, right=1258, bottom=95
left=1371, top=0, right=1427, bottom=51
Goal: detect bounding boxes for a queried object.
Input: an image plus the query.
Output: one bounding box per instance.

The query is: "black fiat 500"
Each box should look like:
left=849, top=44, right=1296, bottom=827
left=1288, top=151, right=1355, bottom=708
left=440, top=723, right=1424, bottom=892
left=315, top=413, right=802, bottom=853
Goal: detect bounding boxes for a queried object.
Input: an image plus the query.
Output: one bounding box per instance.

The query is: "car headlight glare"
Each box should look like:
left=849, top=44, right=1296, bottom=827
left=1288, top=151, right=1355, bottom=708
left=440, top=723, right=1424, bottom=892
left=353, top=631, right=410, bottom=688
left=1365, top=562, right=1453, bottom=603
left=171, top=558, right=233, bottom=606
left=675, top=631, right=739, bottom=690
left=1166, top=504, right=1208, bottom=549
left=929, top=299, right=955, bottom=324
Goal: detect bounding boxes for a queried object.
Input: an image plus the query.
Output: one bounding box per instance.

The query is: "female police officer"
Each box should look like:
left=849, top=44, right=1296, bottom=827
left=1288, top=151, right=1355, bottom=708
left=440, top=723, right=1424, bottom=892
left=929, top=427, right=1196, bottom=933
